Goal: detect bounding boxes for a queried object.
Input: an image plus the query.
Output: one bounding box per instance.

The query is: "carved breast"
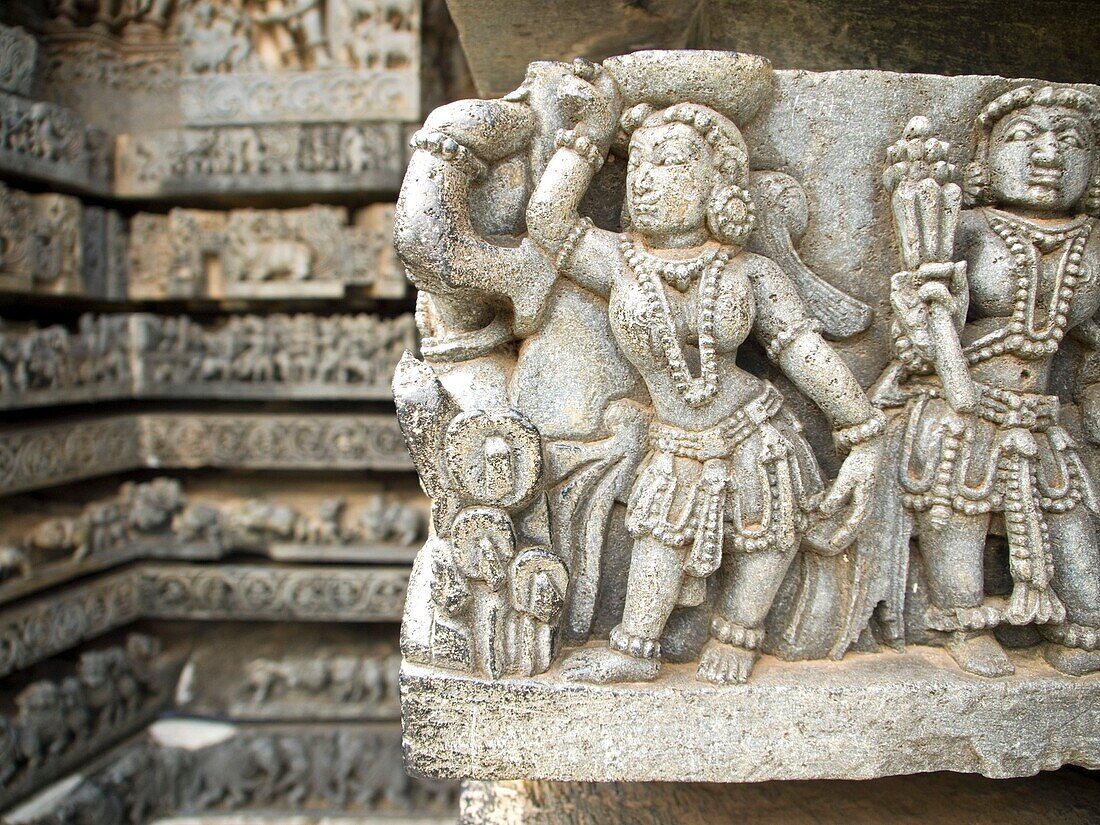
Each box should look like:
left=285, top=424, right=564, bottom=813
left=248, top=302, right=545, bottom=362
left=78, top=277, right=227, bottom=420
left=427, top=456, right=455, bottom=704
left=608, top=262, right=755, bottom=373
left=965, top=211, right=1100, bottom=328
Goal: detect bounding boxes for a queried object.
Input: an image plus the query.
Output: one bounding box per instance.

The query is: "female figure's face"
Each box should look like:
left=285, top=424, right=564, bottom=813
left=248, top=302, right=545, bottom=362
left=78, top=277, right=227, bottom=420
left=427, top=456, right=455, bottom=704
left=988, top=104, right=1094, bottom=214
left=626, top=123, right=713, bottom=244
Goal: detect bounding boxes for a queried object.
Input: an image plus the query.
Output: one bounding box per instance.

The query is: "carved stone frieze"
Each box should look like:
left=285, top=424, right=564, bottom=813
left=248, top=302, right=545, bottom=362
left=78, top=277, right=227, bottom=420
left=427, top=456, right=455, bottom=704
left=0, top=475, right=424, bottom=599
left=0, top=564, right=410, bottom=679
left=114, top=122, right=408, bottom=197
left=0, top=412, right=410, bottom=495
left=0, top=311, right=415, bottom=410
left=0, top=634, right=175, bottom=812
left=139, top=564, right=409, bottom=622
left=176, top=626, right=403, bottom=721
left=0, top=90, right=111, bottom=192
left=0, top=24, right=37, bottom=97
left=175, top=0, right=419, bottom=124
left=128, top=204, right=406, bottom=299
left=0, top=181, right=130, bottom=299
left=4, top=722, right=458, bottom=823
left=0, top=569, right=142, bottom=680
left=392, top=48, right=1100, bottom=784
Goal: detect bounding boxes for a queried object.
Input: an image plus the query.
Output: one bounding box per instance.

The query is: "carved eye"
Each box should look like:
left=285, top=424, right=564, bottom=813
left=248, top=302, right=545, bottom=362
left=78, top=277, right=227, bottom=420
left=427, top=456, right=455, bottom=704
left=1005, top=123, right=1037, bottom=142
left=1058, top=130, right=1085, bottom=149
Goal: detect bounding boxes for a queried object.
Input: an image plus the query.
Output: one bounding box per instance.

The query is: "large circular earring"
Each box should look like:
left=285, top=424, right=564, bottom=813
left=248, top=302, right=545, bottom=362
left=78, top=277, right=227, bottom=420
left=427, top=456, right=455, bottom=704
left=708, top=184, right=756, bottom=245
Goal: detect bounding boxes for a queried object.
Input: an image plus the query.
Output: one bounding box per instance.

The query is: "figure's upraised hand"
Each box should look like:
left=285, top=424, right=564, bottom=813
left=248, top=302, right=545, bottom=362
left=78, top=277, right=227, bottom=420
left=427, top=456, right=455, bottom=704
left=557, top=58, right=622, bottom=152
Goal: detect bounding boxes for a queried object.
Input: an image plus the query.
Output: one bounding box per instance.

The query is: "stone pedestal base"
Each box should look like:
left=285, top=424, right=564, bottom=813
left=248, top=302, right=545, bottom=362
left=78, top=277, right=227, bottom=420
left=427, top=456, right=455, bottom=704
left=459, top=772, right=1100, bottom=825
left=402, top=646, right=1100, bottom=782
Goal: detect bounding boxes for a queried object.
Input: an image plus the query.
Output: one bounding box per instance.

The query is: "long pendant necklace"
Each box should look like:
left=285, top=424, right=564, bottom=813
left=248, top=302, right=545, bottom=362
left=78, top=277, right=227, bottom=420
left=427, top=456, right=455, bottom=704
left=966, top=212, right=1094, bottom=364
left=621, top=238, right=730, bottom=408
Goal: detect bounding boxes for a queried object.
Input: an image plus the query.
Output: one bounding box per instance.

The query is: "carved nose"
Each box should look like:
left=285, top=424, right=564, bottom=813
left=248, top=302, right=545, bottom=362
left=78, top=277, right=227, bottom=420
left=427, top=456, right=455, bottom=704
left=1031, top=133, right=1062, bottom=165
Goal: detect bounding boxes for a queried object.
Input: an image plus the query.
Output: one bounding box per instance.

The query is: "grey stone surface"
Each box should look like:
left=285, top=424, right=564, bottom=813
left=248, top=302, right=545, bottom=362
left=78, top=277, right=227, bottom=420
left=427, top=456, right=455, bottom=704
left=402, top=649, right=1100, bottom=782
left=459, top=771, right=1100, bottom=825
left=0, top=23, right=37, bottom=97
left=0, top=412, right=410, bottom=495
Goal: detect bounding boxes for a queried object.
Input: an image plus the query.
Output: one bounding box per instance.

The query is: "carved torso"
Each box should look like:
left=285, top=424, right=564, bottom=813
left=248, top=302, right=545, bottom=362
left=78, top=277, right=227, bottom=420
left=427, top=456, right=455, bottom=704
left=607, top=241, right=765, bottom=429
left=959, top=207, right=1100, bottom=391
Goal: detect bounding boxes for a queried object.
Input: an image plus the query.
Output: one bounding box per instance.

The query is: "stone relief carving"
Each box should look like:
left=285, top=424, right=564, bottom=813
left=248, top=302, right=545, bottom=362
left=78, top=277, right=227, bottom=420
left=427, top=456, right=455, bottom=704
left=10, top=478, right=418, bottom=581
left=240, top=651, right=401, bottom=712
left=43, top=0, right=177, bottom=34
left=114, top=121, right=407, bottom=196
left=0, top=634, right=170, bottom=810
left=175, top=0, right=419, bottom=124
left=842, top=86, right=1100, bottom=678
left=0, top=24, right=37, bottom=97
left=139, top=563, right=410, bottom=621
left=0, top=91, right=111, bottom=192
left=394, top=51, right=1100, bottom=688
left=0, top=564, right=410, bottom=680
left=128, top=203, right=405, bottom=299
left=395, top=53, right=881, bottom=685
left=6, top=725, right=457, bottom=823
left=0, top=182, right=128, bottom=299
left=0, top=412, right=410, bottom=495
left=0, top=311, right=415, bottom=409
left=0, top=570, right=142, bottom=680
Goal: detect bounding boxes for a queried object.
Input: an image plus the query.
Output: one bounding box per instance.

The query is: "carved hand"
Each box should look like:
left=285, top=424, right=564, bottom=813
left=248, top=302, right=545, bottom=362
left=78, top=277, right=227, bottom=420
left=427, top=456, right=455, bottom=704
left=559, top=59, right=622, bottom=151
left=815, top=438, right=885, bottom=551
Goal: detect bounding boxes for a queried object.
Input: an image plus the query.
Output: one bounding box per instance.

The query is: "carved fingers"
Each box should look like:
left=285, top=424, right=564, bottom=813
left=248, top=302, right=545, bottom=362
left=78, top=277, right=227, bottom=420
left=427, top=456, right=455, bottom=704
left=816, top=441, right=882, bottom=551
left=559, top=59, right=622, bottom=151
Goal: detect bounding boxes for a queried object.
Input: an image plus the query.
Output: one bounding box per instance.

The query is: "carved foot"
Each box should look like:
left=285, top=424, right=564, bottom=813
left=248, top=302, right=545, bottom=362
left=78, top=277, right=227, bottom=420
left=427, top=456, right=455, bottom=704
left=1043, top=642, right=1100, bottom=676
left=561, top=647, right=660, bottom=684
left=696, top=640, right=758, bottom=684
left=945, top=631, right=1014, bottom=677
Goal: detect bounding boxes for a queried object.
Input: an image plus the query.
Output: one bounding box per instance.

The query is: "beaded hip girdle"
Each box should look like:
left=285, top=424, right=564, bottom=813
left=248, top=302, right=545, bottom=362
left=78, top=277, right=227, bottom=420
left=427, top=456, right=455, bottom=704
left=897, top=381, right=1098, bottom=626
left=627, top=386, right=815, bottom=580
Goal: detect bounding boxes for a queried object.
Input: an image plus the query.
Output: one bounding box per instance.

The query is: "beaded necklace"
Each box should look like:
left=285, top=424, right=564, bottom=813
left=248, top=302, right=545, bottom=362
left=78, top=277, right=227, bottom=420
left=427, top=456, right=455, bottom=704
left=965, top=211, right=1094, bottom=364
left=620, top=238, right=730, bottom=408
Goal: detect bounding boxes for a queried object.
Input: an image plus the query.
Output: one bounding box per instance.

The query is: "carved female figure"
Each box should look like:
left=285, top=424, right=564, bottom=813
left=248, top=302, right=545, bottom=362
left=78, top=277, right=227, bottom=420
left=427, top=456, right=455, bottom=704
left=525, top=65, right=886, bottom=684
left=880, top=86, right=1100, bottom=676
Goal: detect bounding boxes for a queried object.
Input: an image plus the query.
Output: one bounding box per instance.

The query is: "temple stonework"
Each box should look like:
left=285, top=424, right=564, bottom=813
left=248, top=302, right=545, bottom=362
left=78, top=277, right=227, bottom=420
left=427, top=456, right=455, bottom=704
left=1, top=1, right=1098, bottom=824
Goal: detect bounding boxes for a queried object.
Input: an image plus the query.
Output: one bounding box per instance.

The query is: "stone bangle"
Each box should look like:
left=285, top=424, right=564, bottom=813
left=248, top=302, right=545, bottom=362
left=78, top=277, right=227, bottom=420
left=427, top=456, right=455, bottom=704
left=764, top=317, right=819, bottom=361
left=409, top=128, right=488, bottom=180
left=833, top=409, right=887, bottom=449
left=554, top=128, right=605, bottom=171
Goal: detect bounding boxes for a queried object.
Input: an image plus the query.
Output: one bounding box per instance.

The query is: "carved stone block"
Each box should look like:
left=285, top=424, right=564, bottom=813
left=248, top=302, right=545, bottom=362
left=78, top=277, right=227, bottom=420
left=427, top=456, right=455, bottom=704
left=0, top=182, right=88, bottom=296
left=175, top=0, right=419, bottom=125
left=0, top=413, right=410, bottom=495
left=0, top=563, right=411, bottom=679
left=128, top=205, right=407, bottom=299
left=0, top=24, right=37, bottom=97
left=393, top=49, right=1100, bottom=787
left=0, top=91, right=111, bottom=193
left=114, top=122, right=408, bottom=198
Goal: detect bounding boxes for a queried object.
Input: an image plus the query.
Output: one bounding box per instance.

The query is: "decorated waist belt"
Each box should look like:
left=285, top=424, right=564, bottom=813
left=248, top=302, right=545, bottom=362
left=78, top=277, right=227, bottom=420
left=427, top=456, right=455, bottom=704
left=630, top=385, right=800, bottom=579
left=647, top=386, right=786, bottom=460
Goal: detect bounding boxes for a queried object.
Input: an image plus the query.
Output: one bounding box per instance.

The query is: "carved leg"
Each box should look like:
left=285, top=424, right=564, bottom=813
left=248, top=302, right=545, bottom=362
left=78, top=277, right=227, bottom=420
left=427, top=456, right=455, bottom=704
left=916, top=511, right=1013, bottom=677
left=698, top=543, right=798, bottom=684
left=561, top=537, right=677, bottom=684
left=1042, top=508, right=1100, bottom=675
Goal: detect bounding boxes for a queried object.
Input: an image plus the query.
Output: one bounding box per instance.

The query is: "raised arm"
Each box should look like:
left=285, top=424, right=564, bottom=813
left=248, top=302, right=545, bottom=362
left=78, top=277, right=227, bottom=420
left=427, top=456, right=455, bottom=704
left=525, top=62, right=622, bottom=299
